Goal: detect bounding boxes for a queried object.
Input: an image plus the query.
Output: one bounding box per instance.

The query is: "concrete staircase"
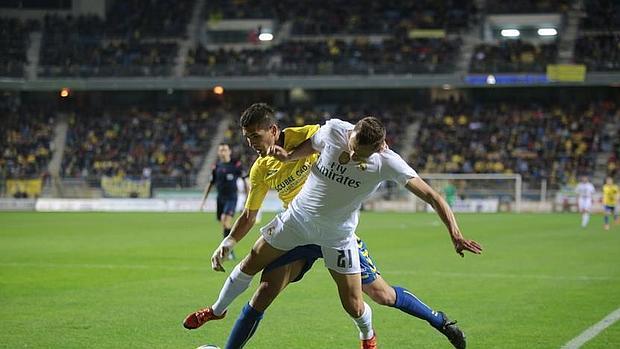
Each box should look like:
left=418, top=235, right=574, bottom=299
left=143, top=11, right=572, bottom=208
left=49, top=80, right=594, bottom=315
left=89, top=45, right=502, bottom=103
left=558, top=0, right=584, bottom=64
left=400, top=120, right=421, bottom=162
left=175, top=0, right=206, bottom=77
left=196, top=112, right=233, bottom=189
left=44, top=114, right=68, bottom=197
left=25, top=31, right=42, bottom=80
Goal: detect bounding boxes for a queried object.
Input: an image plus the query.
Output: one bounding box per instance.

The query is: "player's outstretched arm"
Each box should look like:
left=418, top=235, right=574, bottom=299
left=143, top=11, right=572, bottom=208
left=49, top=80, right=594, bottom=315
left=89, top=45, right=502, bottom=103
left=404, top=177, right=483, bottom=257
left=266, top=138, right=318, bottom=162
left=211, top=208, right=259, bottom=272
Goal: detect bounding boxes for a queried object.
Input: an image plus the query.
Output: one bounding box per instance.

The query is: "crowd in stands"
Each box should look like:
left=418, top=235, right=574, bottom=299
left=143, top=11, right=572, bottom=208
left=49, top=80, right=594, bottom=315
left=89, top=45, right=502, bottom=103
left=0, top=97, right=54, bottom=181
left=0, top=18, right=38, bottom=77
left=581, top=0, right=620, bottom=29
left=61, top=107, right=219, bottom=188
left=574, top=35, right=620, bottom=72
left=470, top=40, right=558, bottom=73
left=104, top=0, right=192, bottom=38
left=410, top=99, right=619, bottom=188
left=38, top=0, right=191, bottom=77
left=205, top=0, right=476, bottom=34
left=485, top=0, right=573, bottom=14
left=188, top=37, right=461, bottom=76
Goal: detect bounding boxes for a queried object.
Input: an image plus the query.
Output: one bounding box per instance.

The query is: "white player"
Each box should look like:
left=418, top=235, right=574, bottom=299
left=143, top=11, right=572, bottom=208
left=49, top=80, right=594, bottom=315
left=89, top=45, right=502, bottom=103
left=575, top=176, right=596, bottom=228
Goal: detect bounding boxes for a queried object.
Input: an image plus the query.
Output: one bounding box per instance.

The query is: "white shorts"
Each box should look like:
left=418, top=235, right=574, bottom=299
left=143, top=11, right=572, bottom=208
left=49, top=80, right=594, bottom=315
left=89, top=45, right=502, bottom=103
left=260, top=210, right=361, bottom=275
left=578, top=198, right=592, bottom=212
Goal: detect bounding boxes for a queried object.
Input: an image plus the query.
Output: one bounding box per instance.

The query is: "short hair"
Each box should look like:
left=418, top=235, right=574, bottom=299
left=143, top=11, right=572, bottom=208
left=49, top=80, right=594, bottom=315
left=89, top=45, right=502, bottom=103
left=218, top=143, right=230, bottom=148
left=240, top=103, right=276, bottom=128
left=353, top=116, right=386, bottom=150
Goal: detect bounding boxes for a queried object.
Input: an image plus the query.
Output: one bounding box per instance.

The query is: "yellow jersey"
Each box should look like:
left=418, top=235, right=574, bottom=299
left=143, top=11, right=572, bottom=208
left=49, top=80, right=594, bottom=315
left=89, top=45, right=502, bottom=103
left=603, top=184, right=619, bottom=206
left=245, top=124, right=320, bottom=210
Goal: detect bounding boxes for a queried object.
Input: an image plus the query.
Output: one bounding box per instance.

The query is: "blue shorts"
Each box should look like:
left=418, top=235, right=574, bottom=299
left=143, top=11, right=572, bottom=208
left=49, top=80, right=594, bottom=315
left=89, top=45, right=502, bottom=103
left=264, top=244, right=323, bottom=283
left=263, top=238, right=381, bottom=284
left=216, top=196, right=237, bottom=220
left=604, top=205, right=616, bottom=213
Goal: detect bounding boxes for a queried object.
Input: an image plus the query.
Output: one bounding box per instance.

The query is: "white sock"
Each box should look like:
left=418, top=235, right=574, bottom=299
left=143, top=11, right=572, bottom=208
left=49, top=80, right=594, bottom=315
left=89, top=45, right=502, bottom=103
left=352, top=302, right=374, bottom=340
left=212, top=264, right=254, bottom=316
left=582, top=213, right=590, bottom=227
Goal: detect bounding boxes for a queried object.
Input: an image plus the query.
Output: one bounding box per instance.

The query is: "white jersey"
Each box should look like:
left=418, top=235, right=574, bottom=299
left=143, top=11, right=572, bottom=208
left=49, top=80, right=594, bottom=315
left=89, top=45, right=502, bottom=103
left=575, top=182, right=595, bottom=199
left=288, top=119, right=418, bottom=242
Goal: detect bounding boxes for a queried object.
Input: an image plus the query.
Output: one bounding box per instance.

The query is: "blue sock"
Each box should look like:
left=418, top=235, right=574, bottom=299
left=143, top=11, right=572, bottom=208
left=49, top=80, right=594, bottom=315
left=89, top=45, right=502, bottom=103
left=605, top=215, right=610, bottom=225
left=225, top=303, right=264, bottom=349
left=392, top=286, right=444, bottom=329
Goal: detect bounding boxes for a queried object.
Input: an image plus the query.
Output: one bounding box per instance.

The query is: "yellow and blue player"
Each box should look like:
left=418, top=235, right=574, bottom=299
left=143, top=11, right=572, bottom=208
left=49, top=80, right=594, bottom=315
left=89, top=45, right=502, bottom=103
left=183, top=103, right=467, bottom=349
left=602, top=176, right=619, bottom=230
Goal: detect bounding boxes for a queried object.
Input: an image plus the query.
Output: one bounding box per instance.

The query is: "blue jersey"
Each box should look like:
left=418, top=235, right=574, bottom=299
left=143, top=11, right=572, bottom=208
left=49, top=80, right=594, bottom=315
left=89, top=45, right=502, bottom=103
left=211, top=160, right=244, bottom=197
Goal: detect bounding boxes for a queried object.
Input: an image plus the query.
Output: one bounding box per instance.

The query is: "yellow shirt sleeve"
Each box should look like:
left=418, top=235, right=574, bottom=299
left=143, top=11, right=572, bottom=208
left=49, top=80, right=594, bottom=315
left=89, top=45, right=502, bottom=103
left=244, top=161, right=269, bottom=211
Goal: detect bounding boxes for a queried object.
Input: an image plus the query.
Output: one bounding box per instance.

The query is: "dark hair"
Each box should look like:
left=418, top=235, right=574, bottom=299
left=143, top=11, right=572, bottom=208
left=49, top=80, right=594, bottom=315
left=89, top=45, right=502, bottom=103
left=240, top=103, right=276, bottom=128
left=353, top=116, right=386, bottom=150
left=218, top=143, right=230, bottom=148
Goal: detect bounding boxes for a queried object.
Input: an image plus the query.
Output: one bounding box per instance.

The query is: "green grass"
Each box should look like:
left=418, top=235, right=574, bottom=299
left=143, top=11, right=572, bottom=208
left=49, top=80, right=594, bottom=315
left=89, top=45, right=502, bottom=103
left=1, top=212, right=620, bottom=348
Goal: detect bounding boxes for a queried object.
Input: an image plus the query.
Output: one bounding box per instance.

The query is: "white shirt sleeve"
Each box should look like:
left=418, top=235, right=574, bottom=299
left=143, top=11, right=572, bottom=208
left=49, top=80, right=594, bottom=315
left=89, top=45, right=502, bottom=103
left=311, top=119, right=353, bottom=151
left=311, top=122, right=330, bottom=151
left=382, top=150, right=418, bottom=185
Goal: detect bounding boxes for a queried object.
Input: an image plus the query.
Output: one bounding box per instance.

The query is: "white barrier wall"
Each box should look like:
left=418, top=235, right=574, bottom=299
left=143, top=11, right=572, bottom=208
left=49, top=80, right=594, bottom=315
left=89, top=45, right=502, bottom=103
left=29, top=191, right=285, bottom=213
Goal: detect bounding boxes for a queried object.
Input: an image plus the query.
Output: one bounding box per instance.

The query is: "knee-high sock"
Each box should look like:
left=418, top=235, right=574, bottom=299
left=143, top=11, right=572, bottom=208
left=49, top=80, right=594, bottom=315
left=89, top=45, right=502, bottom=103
left=351, top=302, right=374, bottom=340
left=582, top=213, right=590, bottom=227
left=392, top=286, right=444, bottom=328
left=225, top=303, right=264, bottom=349
left=212, top=264, right=253, bottom=316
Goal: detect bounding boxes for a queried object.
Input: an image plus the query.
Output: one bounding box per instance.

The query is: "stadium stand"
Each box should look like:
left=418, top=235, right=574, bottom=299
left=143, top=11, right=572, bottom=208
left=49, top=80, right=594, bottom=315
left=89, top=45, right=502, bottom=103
left=574, top=35, right=620, bottom=71
left=410, top=100, right=618, bottom=188
left=485, top=0, right=573, bottom=14
left=61, top=107, right=218, bottom=188
left=204, top=0, right=476, bottom=34
left=0, top=104, right=54, bottom=181
left=581, top=0, right=620, bottom=29
left=0, top=17, right=38, bottom=77
left=187, top=37, right=461, bottom=76
left=470, top=40, right=559, bottom=73
left=38, top=0, right=191, bottom=77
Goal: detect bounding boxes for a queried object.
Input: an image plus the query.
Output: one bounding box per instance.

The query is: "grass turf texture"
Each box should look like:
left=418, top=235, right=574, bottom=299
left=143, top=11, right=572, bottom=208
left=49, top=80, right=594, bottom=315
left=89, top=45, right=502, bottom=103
left=1, top=212, right=619, bottom=349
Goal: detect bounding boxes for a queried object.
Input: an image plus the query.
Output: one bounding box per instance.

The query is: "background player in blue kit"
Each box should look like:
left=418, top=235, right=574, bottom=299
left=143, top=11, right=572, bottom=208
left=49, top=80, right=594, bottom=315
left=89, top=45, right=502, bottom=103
left=200, top=143, right=249, bottom=259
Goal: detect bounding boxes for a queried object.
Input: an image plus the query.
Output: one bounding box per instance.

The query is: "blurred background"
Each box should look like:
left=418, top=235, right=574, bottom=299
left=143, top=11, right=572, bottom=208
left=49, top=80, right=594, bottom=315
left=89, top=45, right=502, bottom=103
left=0, top=0, right=619, bottom=214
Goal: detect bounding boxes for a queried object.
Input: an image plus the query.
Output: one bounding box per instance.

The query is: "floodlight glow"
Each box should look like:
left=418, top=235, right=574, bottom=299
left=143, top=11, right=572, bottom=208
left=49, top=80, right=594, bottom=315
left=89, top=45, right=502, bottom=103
left=500, top=29, right=520, bottom=38
left=537, top=28, right=557, bottom=36
left=258, top=33, right=273, bottom=41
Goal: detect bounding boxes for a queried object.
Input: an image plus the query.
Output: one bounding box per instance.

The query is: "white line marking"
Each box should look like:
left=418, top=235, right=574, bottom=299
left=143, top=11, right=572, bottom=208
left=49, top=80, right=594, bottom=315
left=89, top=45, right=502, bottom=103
left=384, top=270, right=619, bottom=282
left=560, top=307, right=620, bottom=349
left=0, top=262, right=618, bottom=282
left=0, top=262, right=205, bottom=272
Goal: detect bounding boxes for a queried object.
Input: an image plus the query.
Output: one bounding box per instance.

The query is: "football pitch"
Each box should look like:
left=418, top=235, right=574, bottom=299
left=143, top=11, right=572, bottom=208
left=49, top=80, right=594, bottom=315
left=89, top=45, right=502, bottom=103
left=1, top=212, right=619, bottom=349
